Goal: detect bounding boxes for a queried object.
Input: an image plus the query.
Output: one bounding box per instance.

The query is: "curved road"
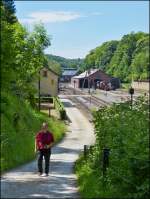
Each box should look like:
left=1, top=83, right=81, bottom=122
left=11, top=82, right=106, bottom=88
left=1, top=98, right=95, bottom=198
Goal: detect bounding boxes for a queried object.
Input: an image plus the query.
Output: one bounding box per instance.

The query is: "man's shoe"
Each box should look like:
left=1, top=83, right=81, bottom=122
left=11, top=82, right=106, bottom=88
left=38, top=172, right=42, bottom=176
left=41, top=173, right=48, bottom=177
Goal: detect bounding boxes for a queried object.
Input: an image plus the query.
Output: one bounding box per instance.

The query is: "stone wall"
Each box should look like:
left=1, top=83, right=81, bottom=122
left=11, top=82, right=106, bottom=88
left=131, top=81, right=149, bottom=91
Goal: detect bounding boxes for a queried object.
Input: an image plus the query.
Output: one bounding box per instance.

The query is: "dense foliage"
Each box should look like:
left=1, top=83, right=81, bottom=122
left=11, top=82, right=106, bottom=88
left=1, top=0, right=51, bottom=99
left=1, top=0, right=66, bottom=172
left=84, top=32, right=149, bottom=82
left=75, top=96, right=149, bottom=198
left=53, top=97, right=67, bottom=120
left=85, top=40, right=118, bottom=70
left=46, top=54, right=84, bottom=69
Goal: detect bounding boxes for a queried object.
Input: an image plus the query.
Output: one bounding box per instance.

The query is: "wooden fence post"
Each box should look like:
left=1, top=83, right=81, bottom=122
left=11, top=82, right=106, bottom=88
left=102, top=148, right=110, bottom=175
left=48, top=107, right=51, bottom=117
left=84, top=145, right=87, bottom=160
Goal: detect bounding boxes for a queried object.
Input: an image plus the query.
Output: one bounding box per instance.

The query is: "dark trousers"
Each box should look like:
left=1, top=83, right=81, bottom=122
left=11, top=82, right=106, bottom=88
left=37, top=149, right=51, bottom=174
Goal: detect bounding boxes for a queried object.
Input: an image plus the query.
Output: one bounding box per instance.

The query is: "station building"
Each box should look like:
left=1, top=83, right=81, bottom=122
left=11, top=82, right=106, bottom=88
left=71, top=69, right=120, bottom=90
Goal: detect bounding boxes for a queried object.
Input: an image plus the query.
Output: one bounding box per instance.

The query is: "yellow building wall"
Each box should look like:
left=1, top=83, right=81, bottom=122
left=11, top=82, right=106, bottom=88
left=39, top=68, right=58, bottom=96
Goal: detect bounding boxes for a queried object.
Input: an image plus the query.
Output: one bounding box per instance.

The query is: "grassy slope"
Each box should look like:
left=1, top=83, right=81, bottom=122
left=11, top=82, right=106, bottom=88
left=1, top=92, right=66, bottom=172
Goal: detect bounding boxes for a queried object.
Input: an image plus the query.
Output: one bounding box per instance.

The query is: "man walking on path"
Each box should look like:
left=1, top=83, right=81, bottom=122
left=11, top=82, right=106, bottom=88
left=35, top=122, right=54, bottom=177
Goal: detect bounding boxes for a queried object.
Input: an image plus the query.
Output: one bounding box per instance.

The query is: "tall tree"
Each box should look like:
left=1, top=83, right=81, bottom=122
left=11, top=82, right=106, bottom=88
left=84, top=32, right=149, bottom=82
left=2, top=0, right=17, bottom=23
left=1, top=0, right=51, bottom=98
left=1, top=1, right=16, bottom=89
left=12, top=23, right=51, bottom=98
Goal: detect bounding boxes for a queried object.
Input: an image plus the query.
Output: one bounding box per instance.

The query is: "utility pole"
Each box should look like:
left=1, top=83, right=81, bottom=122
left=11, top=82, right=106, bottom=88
left=38, top=70, right=41, bottom=111
left=73, top=80, right=76, bottom=94
left=82, top=70, right=88, bottom=90
left=88, top=78, right=91, bottom=94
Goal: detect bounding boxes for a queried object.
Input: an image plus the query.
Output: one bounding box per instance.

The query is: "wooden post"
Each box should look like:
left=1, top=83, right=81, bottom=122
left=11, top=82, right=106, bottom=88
left=129, top=87, right=134, bottom=109
left=88, top=79, right=90, bottom=94
left=38, top=70, right=41, bottom=111
left=102, top=148, right=110, bottom=176
left=73, top=80, right=76, bottom=94
left=48, top=107, right=51, bottom=117
left=84, top=145, right=87, bottom=159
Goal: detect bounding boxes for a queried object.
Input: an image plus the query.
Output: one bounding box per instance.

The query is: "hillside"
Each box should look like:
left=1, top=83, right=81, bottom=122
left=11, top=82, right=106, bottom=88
left=1, top=91, right=66, bottom=172
left=46, top=54, right=84, bottom=69
left=84, top=32, right=149, bottom=82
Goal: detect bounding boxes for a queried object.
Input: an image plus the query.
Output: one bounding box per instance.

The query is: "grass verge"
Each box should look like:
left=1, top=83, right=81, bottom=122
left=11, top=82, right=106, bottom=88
left=1, top=91, right=66, bottom=173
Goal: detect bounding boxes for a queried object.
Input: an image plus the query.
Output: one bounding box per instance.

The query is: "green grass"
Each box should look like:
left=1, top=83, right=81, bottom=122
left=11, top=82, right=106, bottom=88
left=1, top=91, right=66, bottom=173
left=75, top=155, right=102, bottom=198
left=75, top=154, right=126, bottom=199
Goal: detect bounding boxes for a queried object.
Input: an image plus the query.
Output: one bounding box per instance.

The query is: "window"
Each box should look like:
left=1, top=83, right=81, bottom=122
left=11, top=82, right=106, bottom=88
left=43, top=70, right=47, bottom=77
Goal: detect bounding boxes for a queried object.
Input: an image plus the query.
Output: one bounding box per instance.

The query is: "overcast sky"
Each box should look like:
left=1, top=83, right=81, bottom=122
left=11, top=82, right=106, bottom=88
left=15, top=1, right=149, bottom=59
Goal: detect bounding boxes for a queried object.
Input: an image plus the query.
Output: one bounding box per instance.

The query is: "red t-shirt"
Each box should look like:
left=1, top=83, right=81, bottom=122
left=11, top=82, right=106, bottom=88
left=36, top=131, right=54, bottom=150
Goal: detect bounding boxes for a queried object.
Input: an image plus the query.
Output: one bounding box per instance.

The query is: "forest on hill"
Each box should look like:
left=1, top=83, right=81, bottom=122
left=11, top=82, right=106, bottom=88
left=83, top=32, right=149, bottom=82
left=46, top=54, right=84, bottom=69
left=46, top=32, right=149, bottom=82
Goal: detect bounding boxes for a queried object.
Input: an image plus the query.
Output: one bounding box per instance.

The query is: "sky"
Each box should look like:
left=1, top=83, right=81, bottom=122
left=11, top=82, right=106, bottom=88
left=15, top=1, right=149, bottom=59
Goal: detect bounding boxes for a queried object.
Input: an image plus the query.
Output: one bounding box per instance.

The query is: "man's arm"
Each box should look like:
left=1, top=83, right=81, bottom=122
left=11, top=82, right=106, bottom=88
left=35, top=139, right=37, bottom=153
left=45, top=133, right=54, bottom=149
left=46, top=142, right=54, bottom=149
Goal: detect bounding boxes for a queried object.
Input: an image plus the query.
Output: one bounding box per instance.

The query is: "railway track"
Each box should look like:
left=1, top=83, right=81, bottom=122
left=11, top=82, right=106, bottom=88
left=60, top=85, right=111, bottom=107
left=59, top=84, right=111, bottom=121
left=83, top=95, right=111, bottom=107
left=67, top=96, right=93, bottom=122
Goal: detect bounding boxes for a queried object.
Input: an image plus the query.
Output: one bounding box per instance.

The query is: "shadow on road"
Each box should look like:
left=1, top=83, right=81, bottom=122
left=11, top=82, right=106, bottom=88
left=1, top=174, right=80, bottom=198
left=61, top=101, right=76, bottom=108
left=52, top=146, right=80, bottom=154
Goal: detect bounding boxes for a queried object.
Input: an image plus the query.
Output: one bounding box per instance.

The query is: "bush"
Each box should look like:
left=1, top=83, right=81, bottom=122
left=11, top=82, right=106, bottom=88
left=75, top=96, right=149, bottom=198
left=53, top=97, right=67, bottom=120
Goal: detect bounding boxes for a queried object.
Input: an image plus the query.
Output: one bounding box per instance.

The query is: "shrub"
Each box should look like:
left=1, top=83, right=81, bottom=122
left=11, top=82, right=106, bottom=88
left=75, top=96, right=149, bottom=198
left=53, top=97, right=67, bottom=120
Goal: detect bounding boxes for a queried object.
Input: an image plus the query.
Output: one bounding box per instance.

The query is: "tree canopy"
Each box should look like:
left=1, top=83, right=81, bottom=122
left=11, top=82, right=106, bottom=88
left=1, top=0, right=51, bottom=99
left=46, top=54, right=84, bottom=69
left=83, top=32, right=149, bottom=82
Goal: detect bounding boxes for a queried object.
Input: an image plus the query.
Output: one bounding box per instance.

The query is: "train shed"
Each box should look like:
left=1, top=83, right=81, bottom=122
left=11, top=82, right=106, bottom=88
left=71, top=69, right=120, bottom=90
left=60, top=68, right=78, bottom=82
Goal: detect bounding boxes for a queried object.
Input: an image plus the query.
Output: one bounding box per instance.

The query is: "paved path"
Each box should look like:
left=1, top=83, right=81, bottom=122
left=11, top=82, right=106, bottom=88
left=1, top=98, right=95, bottom=198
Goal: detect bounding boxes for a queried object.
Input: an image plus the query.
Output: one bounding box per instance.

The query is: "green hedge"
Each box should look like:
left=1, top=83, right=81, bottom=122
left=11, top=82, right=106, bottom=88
left=75, top=96, right=149, bottom=199
left=53, top=97, right=67, bottom=120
